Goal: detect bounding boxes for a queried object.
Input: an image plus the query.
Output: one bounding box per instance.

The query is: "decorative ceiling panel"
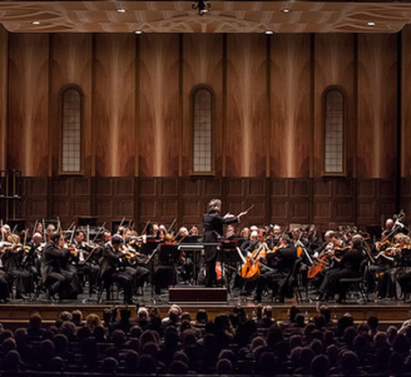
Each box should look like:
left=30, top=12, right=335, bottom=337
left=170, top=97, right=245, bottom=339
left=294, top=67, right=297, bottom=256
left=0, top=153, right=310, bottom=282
left=0, top=1, right=409, bottom=33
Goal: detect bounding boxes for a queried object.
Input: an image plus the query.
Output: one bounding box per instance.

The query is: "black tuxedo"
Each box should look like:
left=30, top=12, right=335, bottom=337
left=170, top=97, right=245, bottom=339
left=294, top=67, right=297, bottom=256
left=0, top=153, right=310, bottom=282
left=202, top=212, right=238, bottom=286
left=100, top=244, right=133, bottom=303
left=41, top=241, right=77, bottom=298
left=255, top=245, right=297, bottom=302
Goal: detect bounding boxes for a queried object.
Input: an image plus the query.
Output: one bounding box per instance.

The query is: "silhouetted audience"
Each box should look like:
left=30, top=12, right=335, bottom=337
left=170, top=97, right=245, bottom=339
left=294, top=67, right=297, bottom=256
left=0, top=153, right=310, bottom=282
left=0, top=305, right=411, bottom=375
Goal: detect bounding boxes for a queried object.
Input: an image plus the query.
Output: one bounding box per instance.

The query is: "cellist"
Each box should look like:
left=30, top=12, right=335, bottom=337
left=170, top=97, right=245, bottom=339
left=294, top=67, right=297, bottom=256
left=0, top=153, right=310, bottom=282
left=254, top=234, right=296, bottom=303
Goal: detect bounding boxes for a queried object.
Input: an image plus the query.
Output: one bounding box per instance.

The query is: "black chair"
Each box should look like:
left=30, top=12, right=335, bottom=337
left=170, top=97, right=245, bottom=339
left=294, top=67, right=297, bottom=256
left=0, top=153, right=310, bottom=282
left=339, top=259, right=369, bottom=304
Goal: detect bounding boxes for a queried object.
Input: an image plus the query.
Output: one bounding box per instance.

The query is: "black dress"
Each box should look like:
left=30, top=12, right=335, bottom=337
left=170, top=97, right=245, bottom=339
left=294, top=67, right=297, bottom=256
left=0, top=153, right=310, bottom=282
left=202, top=212, right=238, bottom=287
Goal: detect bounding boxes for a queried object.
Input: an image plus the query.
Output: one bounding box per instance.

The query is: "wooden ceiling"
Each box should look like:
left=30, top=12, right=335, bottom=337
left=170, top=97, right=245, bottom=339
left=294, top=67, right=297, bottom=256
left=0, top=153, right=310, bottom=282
left=0, top=1, right=410, bottom=34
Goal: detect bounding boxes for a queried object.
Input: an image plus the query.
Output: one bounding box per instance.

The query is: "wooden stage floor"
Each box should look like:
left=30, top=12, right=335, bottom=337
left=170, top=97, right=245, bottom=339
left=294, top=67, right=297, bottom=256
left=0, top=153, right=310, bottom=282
left=0, top=286, right=410, bottom=325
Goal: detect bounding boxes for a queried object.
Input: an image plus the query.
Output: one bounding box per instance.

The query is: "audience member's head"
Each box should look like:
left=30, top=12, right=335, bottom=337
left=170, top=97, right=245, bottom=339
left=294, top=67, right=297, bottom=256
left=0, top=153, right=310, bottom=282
left=310, top=354, right=330, bottom=377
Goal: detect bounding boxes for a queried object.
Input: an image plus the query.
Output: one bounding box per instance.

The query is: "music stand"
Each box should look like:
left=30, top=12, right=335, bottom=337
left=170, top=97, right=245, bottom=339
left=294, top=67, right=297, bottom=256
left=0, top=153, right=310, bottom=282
left=217, top=240, right=239, bottom=294
left=141, top=240, right=160, bottom=256
left=157, top=245, right=179, bottom=302
left=7, top=219, right=26, bottom=233
left=77, top=216, right=98, bottom=227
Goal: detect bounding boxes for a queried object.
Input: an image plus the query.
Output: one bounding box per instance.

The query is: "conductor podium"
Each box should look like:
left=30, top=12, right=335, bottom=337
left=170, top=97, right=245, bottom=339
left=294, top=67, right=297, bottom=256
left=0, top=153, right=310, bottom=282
left=169, top=286, right=228, bottom=302
left=167, top=242, right=233, bottom=303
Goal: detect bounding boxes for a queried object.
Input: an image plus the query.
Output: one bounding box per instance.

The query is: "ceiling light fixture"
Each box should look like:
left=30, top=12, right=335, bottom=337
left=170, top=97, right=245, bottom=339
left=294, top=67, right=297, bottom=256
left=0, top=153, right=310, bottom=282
left=265, top=30, right=274, bottom=35
left=32, top=21, right=41, bottom=25
left=282, top=8, right=291, bottom=13
left=192, top=0, right=211, bottom=16
left=134, top=30, right=143, bottom=35
left=367, top=21, right=376, bottom=26
left=117, top=8, right=126, bottom=13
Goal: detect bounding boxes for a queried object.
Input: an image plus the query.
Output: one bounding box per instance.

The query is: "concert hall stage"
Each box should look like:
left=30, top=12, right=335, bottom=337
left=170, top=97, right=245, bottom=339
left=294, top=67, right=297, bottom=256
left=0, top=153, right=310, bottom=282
left=0, top=288, right=409, bottom=328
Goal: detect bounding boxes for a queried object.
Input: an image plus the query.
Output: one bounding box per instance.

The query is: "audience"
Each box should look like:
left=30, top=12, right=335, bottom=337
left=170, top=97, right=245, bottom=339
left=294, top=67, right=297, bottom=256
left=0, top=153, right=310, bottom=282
left=0, top=305, right=410, bottom=375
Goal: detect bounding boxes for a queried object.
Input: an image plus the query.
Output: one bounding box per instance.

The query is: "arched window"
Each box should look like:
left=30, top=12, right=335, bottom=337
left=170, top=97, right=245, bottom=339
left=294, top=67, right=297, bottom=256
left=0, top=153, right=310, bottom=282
left=191, top=86, right=213, bottom=174
left=61, top=87, right=82, bottom=173
left=324, top=88, right=345, bottom=175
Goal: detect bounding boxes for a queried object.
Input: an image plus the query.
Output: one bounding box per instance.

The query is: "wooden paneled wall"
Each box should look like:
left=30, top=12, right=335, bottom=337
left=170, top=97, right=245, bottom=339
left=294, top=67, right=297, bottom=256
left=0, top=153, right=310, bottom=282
left=1, top=27, right=411, bottom=227
left=20, top=176, right=398, bottom=231
left=1, top=30, right=406, bottom=179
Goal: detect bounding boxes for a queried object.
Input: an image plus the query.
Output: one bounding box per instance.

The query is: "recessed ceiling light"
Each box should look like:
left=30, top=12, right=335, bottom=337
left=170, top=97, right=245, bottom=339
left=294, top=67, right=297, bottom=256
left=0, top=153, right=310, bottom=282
left=32, top=21, right=41, bottom=25
left=265, top=30, right=274, bottom=35
left=367, top=21, right=376, bottom=26
left=134, top=30, right=143, bottom=35
left=282, top=8, right=291, bottom=13
left=117, top=8, right=126, bottom=13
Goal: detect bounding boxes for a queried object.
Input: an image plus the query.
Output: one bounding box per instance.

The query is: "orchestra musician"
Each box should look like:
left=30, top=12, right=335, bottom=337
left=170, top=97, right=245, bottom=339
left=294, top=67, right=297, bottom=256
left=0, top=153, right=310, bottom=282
left=152, top=233, right=178, bottom=295
left=41, top=231, right=77, bottom=301
left=71, top=231, right=100, bottom=295
left=254, top=234, right=297, bottom=303
left=317, top=235, right=365, bottom=303
left=100, top=234, right=134, bottom=304
left=202, top=199, right=247, bottom=287
left=2, top=234, right=33, bottom=299
left=24, top=232, right=43, bottom=280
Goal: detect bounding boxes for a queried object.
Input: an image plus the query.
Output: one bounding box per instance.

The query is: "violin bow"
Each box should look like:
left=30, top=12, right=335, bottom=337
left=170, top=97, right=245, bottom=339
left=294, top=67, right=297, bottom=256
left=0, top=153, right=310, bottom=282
left=167, top=218, right=177, bottom=234
left=92, top=222, right=106, bottom=243
left=141, top=220, right=150, bottom=235
left=118, top=217, right=126, bottom=232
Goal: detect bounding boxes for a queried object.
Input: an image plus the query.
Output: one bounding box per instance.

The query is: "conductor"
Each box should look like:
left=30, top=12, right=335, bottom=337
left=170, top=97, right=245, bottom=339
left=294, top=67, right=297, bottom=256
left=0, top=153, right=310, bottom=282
left=203, top=199, right=248, bottom=287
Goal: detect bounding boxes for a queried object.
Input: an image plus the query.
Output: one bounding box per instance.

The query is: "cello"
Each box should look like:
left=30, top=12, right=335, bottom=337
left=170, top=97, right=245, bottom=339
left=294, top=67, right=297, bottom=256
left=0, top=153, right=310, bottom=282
left=239, top=243, right=270, bottom=281
left=307, top=243, right=334, bottom=279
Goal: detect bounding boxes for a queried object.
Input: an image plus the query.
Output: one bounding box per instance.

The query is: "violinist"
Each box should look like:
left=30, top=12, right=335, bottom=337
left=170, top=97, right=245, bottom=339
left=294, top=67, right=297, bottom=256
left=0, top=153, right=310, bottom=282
left=124, top=236, right=150, bottom=295
left=41, top=232, right=74, bottom=301
left=100, top=234, right=134, bottom=304
left=254, top=234, right=296, bottom=303
left=189, top=226, right=199, bottom=236
left=71, top=231, right=100, bottom=295
left=202, top=199, right=247, bottom=287
left=3, top=234, right=33, bottom=299
left=376, top=233, right=407, bottom=300
left=175, top=227, right=189, bottom=243
left=0, top=239, right=11, bottom=302
left=24, top=232, right=43, bottom=278
left=1, top=224, right=10, bottom=239
left=317, top=235, right=365, bottom=303
left=396, top=236, right=411, bottom=298
left=271, top=225, right=282, bottom=247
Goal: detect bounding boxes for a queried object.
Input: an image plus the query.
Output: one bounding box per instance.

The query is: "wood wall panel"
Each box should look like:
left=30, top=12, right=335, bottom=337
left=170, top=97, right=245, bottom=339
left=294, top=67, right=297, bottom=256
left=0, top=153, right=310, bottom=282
left=402, top=26, right=411, bottom=177
left=21, top=178, right=48, bottom=224
left=357, top=179, right=396, bottom=226
left=50, top=34, right=93, bottom=175
left=271, top=34, right=311, bottom=178
left=15, top=176, right=401, bottom=232
left=139, top=35, right=180, bottom=177
left=94, top=34, right=135, bottom=177
left=226, top=35, right=268, bottom=177
left=182, top=34, right=223, bottom=176
left=0, top=26, right=8, bottom=171
left=401, top=178, right=411, bottom=216
left=314, top=34, right=355, bottom=176
left=357, top=34, right=397, bottom=179
left=8, top=34, right=49, bottom=176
